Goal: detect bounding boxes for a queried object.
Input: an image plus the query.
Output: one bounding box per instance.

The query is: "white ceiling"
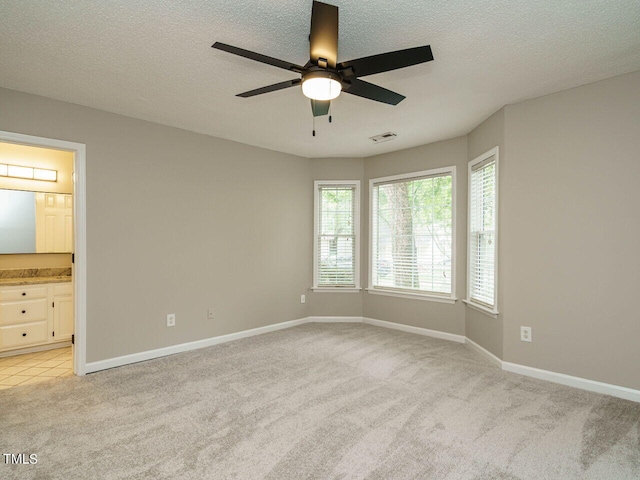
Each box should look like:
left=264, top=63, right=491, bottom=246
left=1, top=1, right=639, bottom=158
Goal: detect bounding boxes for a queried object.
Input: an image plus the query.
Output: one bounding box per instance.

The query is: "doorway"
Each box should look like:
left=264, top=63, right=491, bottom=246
left=0, top=130, right=86, bottom=378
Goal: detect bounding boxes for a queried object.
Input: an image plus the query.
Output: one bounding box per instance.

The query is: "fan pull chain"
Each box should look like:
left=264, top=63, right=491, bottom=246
left=312, top=115, right=316, bottom=137
left=329, top=102, right=332, bottom=123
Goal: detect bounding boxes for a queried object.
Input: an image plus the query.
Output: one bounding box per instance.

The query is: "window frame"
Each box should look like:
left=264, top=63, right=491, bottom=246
left=312, top=180, right=361, bottom=293
left=464, top=147, right=499, bottom=317
left=367, top=166, right=457, bottom=303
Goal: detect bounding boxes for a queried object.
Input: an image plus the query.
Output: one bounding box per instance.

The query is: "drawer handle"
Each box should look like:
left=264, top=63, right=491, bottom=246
left=22, top=333, right=27, bottom=337
left=22, top=310, right=26, bottom=314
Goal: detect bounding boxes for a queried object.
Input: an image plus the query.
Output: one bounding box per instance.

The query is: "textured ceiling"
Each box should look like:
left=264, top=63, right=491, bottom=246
left=1, top=1, right=639, bottom=158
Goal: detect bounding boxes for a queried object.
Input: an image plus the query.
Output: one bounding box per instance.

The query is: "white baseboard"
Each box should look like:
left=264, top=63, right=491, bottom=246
left=85, top=316, right=464, bottom=373
left=84, top=315, right=640, bottom=403
left=85, top=317, right=307, bottom=374
left=308, top=316, right=363, bottom=323
left=362, top=317, right=466, bottom=344
left=465, top=338, right=502, bottom=367
left=463, top=336, right=640, bottom=402
left=502, top=361, right=640, bottom=403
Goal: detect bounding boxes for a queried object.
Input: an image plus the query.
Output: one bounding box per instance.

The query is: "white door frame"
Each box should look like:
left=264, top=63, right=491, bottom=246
left=0, top=130, right=87, bottom=375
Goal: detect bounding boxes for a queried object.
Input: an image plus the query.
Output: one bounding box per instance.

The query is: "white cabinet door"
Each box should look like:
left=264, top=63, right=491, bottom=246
left=53, top=294, right=74, bottom=342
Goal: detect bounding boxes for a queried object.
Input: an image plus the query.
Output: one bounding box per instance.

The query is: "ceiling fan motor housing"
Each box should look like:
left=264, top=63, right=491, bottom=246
left=303, top=67, right=343, bottom=85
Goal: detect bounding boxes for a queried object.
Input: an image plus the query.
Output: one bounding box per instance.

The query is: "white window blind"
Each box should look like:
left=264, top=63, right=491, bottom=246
left=314, top=182, right=359, bottom=288
left=370, top=168, right=454, bottom=297
left=468, top=149, right=498, bottom=310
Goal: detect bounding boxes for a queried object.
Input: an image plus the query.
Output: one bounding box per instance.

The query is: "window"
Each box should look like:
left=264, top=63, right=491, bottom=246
left=369, top=167, right=456, bottom=302
left=466, top=147, right=498, bottom=315
left=313, top=181, right=360, bottom=291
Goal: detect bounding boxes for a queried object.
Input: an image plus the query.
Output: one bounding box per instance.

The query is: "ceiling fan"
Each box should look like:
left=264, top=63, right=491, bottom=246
left=212, top=1, right=433, bottom=124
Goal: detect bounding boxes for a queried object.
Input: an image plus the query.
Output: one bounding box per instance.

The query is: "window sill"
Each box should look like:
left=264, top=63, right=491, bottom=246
left=312, top=287, right=362, bottom=293
left=463, top=299, right=499, bottom=318
left=366, top=288, right=457, bottom=304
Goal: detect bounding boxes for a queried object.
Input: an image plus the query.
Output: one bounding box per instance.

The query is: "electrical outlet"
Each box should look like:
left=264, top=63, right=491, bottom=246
left=300, top=294, right=306, bottom=304
left=207, top=308, right=215, bottom=320
left=167, top=314, right=176, bottom=327
left=520, top=326, right=532, bottom=342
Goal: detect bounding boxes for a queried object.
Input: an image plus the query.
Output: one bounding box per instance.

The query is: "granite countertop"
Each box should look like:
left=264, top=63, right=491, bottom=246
left=0, top=276, right=72, bottom=286
left=0, top=268, right=72, bottom=287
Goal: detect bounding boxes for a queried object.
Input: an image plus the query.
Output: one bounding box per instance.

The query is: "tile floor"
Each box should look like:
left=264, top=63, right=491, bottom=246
left=0, top=346, right=72, bottom=390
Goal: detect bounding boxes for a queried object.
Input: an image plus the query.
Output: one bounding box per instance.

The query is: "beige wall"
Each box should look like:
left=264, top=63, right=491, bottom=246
left=2, top=69, right=639, bottom=391
left=362, top=137, right=468, bottom=335
left=465, top=109, right=505, bottom=358
left=500, top=71, right=640, bottom=389
left=0, top=87, right=311, bottom=363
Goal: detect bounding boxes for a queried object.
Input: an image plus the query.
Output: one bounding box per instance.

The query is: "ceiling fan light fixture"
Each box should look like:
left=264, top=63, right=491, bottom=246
left=301, top=71, right=342, bottom=101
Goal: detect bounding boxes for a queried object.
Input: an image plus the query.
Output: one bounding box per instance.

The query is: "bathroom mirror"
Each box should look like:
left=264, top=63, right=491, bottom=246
left=0, top=188, right=73, bottom=254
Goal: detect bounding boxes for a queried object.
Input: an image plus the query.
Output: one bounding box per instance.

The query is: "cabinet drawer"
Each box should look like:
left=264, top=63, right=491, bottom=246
left=52, top=283, right=73, bottom=296
left=0, top=286, right=48, bottom=301
left=0, top=298, right=49, bottom=325
left=0, top=321, right=49, bottom=349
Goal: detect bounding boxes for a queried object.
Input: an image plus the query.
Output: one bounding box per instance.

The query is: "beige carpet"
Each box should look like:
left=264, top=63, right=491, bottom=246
left=1, top=323, right=639, bottom=479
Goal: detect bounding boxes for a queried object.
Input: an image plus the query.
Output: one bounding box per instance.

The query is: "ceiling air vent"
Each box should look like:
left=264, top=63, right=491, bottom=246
left=369, top=132, right=397, bottom=144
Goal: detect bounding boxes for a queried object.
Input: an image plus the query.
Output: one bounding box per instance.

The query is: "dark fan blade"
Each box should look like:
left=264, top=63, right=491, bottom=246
left=310, top=99, right=330, bottom=117
left=213, top=42, right=304, bottom=73
left=237, top=79, right=301, bottom=98
left=309, top=1, right=338, bottom=68
left=343, top=78, right=405, bottom=105
left=338, top=45, right=433, bottom=78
